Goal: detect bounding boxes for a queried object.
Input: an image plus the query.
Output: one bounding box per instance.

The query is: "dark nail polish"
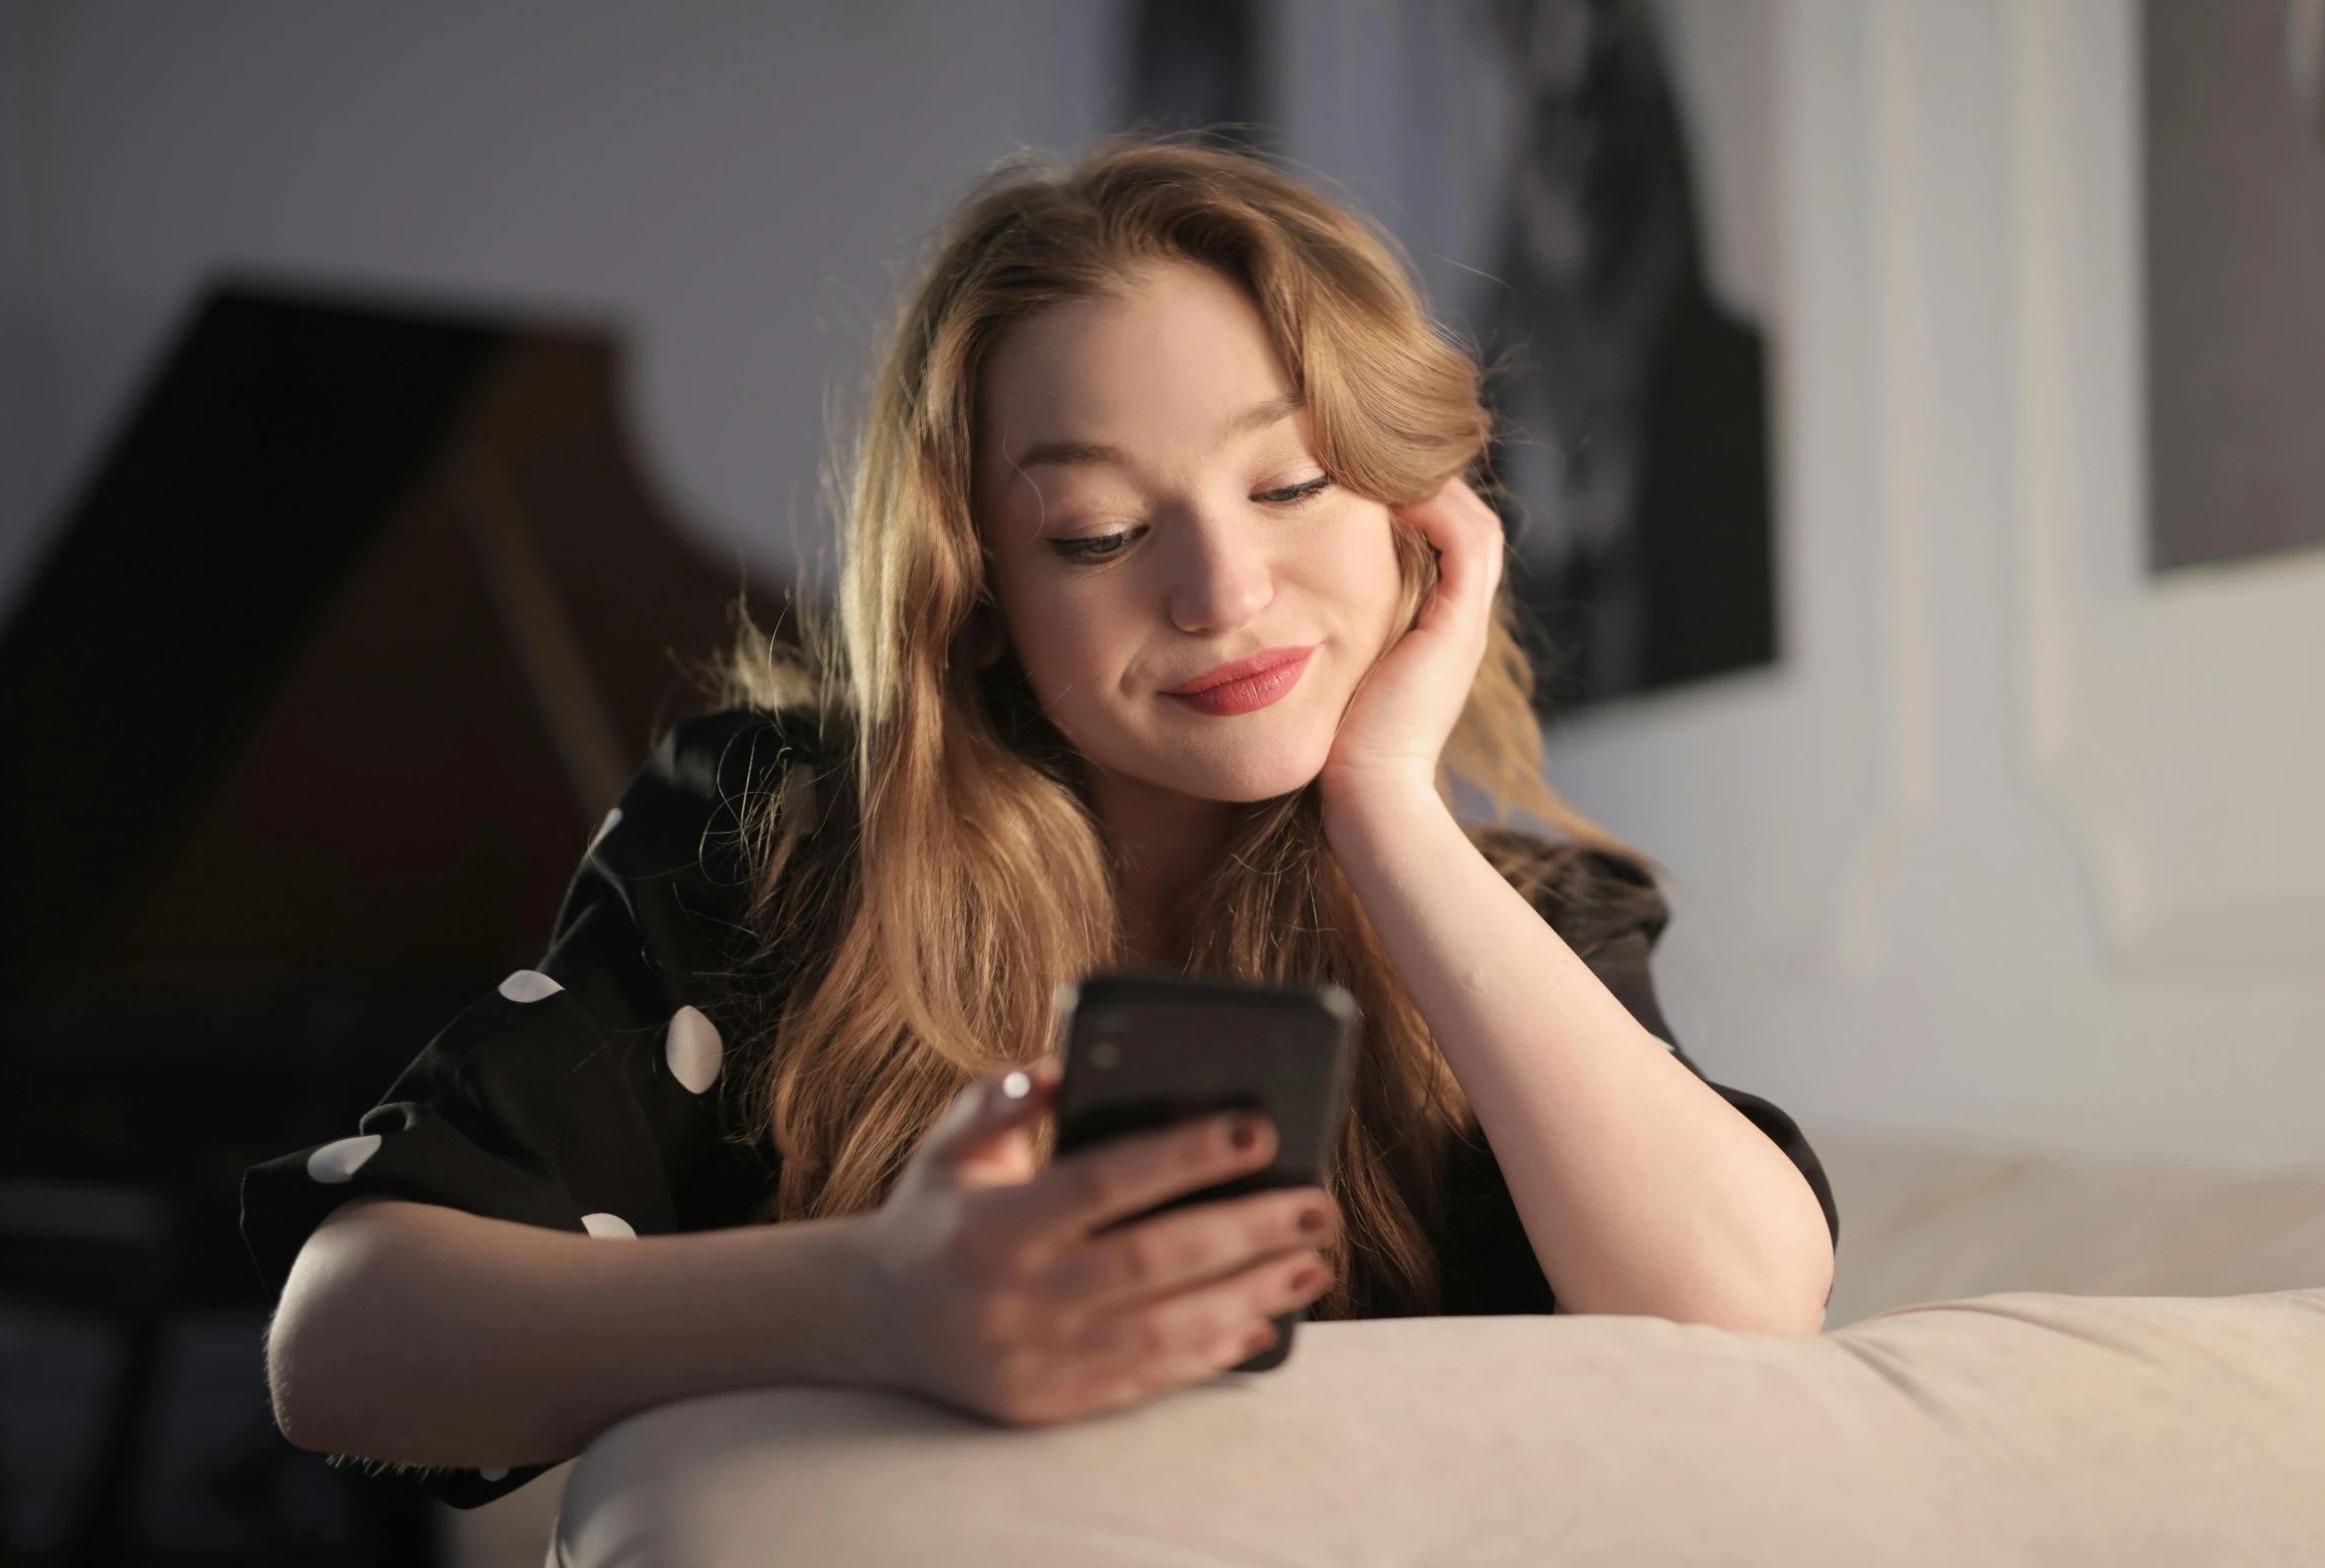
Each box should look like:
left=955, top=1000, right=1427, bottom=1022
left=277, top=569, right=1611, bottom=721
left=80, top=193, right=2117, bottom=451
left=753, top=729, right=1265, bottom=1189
left=1298, top=1207, right=1329, bottom=1235
left=1230, top=1116, right=1260, bottom=1151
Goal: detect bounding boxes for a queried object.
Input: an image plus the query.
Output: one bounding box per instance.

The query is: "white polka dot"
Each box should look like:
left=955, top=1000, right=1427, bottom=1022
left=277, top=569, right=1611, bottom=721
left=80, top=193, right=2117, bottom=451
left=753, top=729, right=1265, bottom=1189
left=306, top=1135, right=382, bottom=1184
left=588, top=807, right=623, bottom=851
left=497, top=969, right=562, bottom=1003
left=1001, top=1071, right=1031, bottom=1099
left=665, top=1006, right=723, bottom=1094
left=580, top=1212, right=636, bottom=1240
left=479, top=1466, right=509, bottom=1482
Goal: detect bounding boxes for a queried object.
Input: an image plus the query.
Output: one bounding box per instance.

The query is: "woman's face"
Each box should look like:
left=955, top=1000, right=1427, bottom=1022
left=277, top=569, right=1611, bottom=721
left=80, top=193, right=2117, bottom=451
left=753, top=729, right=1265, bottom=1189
left=976, top=263, right=1406, bottom=805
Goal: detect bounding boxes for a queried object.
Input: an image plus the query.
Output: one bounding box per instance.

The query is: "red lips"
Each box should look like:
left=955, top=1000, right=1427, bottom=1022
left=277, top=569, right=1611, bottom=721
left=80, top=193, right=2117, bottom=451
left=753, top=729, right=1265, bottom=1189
left=1162, top=646, right=1315, bottom=716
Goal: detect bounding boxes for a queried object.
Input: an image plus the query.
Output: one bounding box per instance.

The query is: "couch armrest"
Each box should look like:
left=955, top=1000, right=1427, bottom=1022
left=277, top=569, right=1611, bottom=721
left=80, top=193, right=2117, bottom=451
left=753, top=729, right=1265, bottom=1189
left=553, top=1289, right=2325, bottom=1567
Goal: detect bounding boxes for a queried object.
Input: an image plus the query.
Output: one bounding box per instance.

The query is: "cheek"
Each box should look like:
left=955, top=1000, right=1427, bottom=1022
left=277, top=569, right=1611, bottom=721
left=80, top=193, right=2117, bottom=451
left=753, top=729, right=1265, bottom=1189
left=1327, top=506, right=1411, bottom=659
left=997, top=579, right=1128, bottom=729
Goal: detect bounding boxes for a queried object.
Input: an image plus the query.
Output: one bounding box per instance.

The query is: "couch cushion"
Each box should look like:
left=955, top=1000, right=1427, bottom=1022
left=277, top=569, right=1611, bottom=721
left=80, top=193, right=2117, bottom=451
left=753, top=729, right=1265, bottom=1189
left=1817, top=1136, right=2325, bottom=1323
left=553, top=1289, right=2325, bottom=1567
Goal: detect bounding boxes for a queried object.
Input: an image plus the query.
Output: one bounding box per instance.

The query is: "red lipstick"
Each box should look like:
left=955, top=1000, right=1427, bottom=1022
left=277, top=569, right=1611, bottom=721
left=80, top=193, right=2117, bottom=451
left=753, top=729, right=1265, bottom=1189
left=1163, top=646, right=1315, bottom=716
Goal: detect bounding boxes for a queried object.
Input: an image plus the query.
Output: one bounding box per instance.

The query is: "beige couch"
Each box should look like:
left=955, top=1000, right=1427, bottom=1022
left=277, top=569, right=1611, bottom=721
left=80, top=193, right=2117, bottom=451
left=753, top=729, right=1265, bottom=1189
left=552, top=1291, right=2325, bottom=1567
left=445, top=1136, right=2325, bottom=1568
left=1814, top=1134, right=2325, bottom=1327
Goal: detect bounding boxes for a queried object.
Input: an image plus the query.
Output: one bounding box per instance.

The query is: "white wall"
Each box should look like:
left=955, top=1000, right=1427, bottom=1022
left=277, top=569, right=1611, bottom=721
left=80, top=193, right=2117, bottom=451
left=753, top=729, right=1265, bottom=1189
left=9, top=0, right=2321, bottom=1171
left=0, top=0, right=1121, bottom=619
left=1287, top=0, right=2325, bottom=1172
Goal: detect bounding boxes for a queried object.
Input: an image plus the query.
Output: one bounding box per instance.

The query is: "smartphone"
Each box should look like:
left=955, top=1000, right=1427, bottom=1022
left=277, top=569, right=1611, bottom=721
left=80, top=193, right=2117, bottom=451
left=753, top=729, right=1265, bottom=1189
left=1052, top=970, right=1358, bottom=1372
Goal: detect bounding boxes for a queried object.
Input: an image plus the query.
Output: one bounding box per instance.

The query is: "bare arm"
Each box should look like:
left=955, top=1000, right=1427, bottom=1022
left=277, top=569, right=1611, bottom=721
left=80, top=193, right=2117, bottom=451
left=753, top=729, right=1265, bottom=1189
left=270, top=1071, right=1333, bottom=1469
left=1321, top=480, right=1832, bottom=1335
left=1324, top=787, right=1833, bottom=1333
left=269, top=1196, right=878, bottom=1469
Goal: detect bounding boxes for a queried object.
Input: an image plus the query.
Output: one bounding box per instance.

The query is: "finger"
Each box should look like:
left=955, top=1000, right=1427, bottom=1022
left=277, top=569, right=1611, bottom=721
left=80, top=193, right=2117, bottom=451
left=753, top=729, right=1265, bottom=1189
left=1395, top=478, right=1492, bottom=547
left=1044, top=1186, right=1338, bottom=1311
left=996, top=1109, right=1278, bottom=1241
left=913, top=1061, right=1060, bottom=1178
left=1433, top=484, right=1504, bottom=616
left=1074, top=1247, right=1334, bottom=1395
left=1396, top=481, right=1502, bottom=629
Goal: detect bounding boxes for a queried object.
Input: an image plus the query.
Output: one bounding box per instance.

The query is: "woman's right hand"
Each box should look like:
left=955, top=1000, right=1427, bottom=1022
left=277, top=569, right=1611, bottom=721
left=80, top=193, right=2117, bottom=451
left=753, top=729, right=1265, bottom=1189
left=850, top=1061, right=1338, bottom=1426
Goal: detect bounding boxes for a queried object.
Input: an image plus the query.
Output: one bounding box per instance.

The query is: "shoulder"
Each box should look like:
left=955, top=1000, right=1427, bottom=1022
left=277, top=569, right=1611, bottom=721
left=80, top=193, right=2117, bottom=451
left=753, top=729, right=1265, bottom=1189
left=609, top=707, right=844, bottom=868
left=551, top=705, right=846, bottom=982
left=1463, top=824, right=1667, bottom=955
left=648, top=705, right=844, bottom=810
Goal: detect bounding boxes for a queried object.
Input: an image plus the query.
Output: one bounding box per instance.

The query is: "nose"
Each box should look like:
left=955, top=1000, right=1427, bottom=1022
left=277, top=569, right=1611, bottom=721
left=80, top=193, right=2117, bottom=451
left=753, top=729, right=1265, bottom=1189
left=1164, top=509, right=1273, bottom=636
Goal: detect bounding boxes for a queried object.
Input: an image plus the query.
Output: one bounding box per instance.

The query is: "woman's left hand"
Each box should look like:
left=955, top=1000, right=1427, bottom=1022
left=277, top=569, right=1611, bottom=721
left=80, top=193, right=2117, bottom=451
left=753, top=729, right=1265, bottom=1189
left=1320, top=478, right=1504, bottom=809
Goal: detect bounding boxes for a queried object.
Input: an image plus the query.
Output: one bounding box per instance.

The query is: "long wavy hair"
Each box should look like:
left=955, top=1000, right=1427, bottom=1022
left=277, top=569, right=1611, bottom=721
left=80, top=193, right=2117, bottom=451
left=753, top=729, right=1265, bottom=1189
left=725, top=138, right=1616, bottom=1316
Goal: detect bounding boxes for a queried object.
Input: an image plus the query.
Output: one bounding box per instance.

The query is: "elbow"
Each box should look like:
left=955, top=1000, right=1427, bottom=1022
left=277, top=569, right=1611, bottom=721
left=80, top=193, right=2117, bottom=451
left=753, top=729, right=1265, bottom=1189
left=1727, top=1232, right=1835, bottom=1337
left=268, top=1275, right=411, bottom=1459
left=1558, top=1251, right=1832, bottom=1336
left=266, top=1302, right=330, bottom=1453
left=1725, top=1279, right=1830, bottom=1337
left=267, top=1276, right=376, bottom=1455
left=1668, top=1211, right=1836, bottom=1338
left=1717, top=1159, right=1836, bottom=1336
left=1792, top=1249, right=1837, bottom=1336
left=1715, top=1206, right=1834, bottom=1337
left=267, top=1209, right=391, bottom=1455
left=1660, top=1274, right=1828, bottom=1338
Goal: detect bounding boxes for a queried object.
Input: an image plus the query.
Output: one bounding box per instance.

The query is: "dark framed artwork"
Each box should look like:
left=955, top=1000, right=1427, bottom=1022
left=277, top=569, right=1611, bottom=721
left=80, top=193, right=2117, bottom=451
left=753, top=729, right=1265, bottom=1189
left=1478, top=0, right=1777, bottom=709
left=1124, top=0, right=1270, bottom=144
left=2145, top=0, right=2325, bottom=571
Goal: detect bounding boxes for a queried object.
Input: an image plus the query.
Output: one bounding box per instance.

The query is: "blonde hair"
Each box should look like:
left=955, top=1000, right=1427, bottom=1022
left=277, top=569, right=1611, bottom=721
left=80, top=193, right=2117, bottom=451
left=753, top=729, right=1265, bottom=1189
left=727, top=137, right=1615, bottom=1314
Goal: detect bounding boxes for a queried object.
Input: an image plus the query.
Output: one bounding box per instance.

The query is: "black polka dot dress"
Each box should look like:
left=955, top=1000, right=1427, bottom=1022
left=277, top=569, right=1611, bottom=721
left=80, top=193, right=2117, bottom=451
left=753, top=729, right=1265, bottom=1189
left=241, top=708, right=1837, bottom=1506
left=242, top=709, right=785, bottom=1506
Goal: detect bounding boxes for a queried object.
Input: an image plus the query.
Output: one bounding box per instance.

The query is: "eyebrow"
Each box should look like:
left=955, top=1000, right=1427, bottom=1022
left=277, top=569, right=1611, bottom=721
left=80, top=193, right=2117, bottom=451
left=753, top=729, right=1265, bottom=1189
left=1010, top=393, right=1304, bottom=473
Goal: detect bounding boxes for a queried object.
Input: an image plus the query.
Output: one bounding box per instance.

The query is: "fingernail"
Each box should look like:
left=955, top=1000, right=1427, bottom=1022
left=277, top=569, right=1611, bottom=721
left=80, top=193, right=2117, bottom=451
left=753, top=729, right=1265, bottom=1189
left=1298, top=1206, right=1330, bottom=1236
left=1292, top=1264, right=1326, bottom=1294
left=1245, top=1326, right=1278, bottom=1357
left=1229, top=1115, right=1261, bottom=1151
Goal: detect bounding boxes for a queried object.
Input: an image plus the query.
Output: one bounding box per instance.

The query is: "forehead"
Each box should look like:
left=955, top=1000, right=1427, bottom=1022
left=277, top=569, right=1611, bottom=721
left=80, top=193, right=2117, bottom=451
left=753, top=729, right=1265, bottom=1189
left=978, top=264, right=1295, bottom=465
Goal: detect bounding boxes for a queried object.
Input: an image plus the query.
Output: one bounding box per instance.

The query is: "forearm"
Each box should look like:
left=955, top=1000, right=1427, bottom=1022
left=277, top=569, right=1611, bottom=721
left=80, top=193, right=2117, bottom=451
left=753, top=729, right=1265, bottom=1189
left=1323, top=782, right=1832, bottom=1333
left=270, top=1198, right=883, bottom=1469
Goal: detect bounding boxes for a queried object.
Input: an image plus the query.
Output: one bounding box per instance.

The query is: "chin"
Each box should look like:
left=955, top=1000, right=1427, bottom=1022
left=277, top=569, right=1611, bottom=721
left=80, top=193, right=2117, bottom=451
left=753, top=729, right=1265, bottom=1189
left=1156, top=729, right=1335, bottom=804
left=1060, top=699, right=1342, bottom=807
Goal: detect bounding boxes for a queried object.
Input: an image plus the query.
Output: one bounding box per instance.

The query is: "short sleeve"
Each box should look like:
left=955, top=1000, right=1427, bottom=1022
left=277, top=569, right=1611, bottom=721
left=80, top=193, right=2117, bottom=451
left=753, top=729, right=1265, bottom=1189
left=239, top=707, right=802, bottom=1505
left=1438, top=832, right=1839, bottom=1315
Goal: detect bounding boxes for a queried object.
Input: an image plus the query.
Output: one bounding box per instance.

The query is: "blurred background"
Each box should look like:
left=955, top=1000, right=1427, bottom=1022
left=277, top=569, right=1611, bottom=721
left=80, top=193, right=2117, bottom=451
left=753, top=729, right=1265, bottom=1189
left=2, top=1, right=2322, bottom=1563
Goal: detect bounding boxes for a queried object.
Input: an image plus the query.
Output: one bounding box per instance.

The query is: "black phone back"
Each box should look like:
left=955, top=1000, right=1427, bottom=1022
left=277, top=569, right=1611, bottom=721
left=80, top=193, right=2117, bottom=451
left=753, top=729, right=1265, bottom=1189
left=1053, top=971, right=1357, bottom=1370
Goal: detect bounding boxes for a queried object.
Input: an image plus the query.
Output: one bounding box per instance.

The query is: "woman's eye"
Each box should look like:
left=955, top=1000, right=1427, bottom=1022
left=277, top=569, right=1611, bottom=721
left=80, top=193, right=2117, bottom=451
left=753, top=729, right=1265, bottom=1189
left=1255, top=474, right=1333, bottom=506
left=1051, top=527, right=1142, bottom=563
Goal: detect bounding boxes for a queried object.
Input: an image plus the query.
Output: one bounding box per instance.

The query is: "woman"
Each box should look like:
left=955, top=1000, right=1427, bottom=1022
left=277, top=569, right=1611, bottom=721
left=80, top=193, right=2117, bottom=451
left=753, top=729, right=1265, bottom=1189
left=249, top=139, right=1837, bottom=1505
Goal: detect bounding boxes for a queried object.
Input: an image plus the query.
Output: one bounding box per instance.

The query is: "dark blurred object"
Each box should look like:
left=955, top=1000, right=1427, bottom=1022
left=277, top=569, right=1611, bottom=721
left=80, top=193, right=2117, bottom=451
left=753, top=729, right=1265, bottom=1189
left=2145, top=0, right=2325, bottom=571
left=0, top=281, right=779, bottom=1564
left=1483, top=0, right=1776, bottom=706
left=0, top=282, right=771, bottom=991
left=0, top=1179, right=170, bottom=1566
left=1126, top=0, right=1270, bottom=144
left=1, top=992, right=484, bottom=1565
